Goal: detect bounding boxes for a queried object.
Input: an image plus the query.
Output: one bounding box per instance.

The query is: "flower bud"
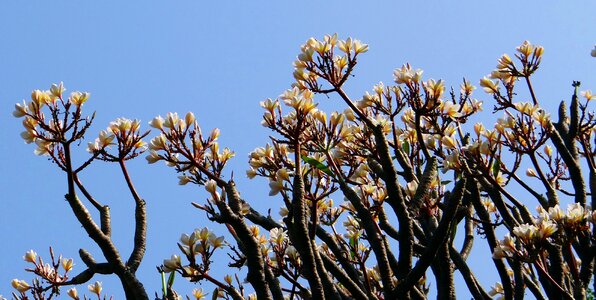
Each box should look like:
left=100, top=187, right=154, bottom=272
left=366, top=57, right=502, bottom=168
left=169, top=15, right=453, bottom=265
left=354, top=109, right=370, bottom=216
left=178, top=175, right=191, bottom=185
left=544, top=145, right=553, bottom=157
left=13, top=101, right=28, bottom=118
left=210, top=128, right=221, bottom=141
left=185, top=112, right=196, bottom=126
left=11, top=279, right=30, bottom=293
left=526, top=168, right=537, bottom=178
left=67, top=288, right=78, bottom=299
left=205, top=179, right=217, bottom=195
left=246, top=168, right=257, bottom=179
left=441, top=135, right=457, bottom=149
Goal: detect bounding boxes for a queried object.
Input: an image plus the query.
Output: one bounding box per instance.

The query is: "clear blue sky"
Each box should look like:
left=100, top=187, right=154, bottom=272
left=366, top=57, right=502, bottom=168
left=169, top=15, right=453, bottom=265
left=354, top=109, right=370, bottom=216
left=1, top=1, right=595, bottom=298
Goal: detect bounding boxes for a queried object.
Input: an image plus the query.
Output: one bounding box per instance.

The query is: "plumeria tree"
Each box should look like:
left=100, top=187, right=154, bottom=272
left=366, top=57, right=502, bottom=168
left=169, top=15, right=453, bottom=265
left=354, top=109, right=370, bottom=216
left=10, top=35, right=596, bottom=300
left=12, top=85, right=149, bottom=299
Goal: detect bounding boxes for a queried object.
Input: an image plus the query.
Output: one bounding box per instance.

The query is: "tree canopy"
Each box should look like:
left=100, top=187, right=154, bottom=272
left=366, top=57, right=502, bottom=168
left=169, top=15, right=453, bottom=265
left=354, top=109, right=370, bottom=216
left=8, top=36, right=596, bottom=300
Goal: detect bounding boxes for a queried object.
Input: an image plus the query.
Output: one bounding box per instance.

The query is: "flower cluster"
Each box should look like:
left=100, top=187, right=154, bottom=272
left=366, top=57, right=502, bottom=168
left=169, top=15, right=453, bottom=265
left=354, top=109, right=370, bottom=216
left=88, top=117, right=149, bottom=161
left=62, top=281, right=108, bottom=300
left=162, top=227, right=225, bottom=277
left=147, top=112, right=234, bottom=185
left=293, top=34, right=368, bottom=91
left=265, top=228, right=302, bottom=272
left=159, top=227, right=258, bottom=299
left=14, top=36, right=595, bottom=299
left=481, top=41, right=544, bottom=104
left=13, top=83, right=94, bottom=163
left=11, top=249, right=79, bottom=300
left=493, top=203, right=595, bottom=260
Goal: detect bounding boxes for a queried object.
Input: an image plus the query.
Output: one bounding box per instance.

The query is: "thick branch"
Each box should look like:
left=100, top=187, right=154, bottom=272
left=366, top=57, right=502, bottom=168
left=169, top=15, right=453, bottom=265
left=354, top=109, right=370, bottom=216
left=398, top=178, right=465, bottom=294
left=289, top=168, right=326, bottom=299
left=119, top=160, right=147, bottom=273
left=337, top=176, right=395, bottom=298
left=449, top=247, right=491, bottom=299
left=63, top=144, right=126, bottom=272
left=221, top=185, right=274, bottom=300
left=371, top=125, right=413, bottom=282
left=550, top=109, right=586, bottom=206
left=469, top=180, right=513, bottom=299
left=320, top=253, right=371, bottom=300
left=410, top=157, right=437, bottom=213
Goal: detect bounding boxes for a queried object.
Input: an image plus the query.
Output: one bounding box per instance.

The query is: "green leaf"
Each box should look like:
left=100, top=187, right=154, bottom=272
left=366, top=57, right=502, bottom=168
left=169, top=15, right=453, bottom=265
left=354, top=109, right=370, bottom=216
left=348, top=236, right=358, bottom=259
left=167, top=271, right=176, bottom=288
left=161, top=271, right=167, bottom=297
left=301, top=155, right=334, bottom=177
left=212, top=288, right=219, bottom=300
left=402, top=140, right=410, bottom=155
left=491, top=158, right=501, bottom=178
left=440, top=180, right=452, bottom=185
left=349, top=236, right=358, bottom=248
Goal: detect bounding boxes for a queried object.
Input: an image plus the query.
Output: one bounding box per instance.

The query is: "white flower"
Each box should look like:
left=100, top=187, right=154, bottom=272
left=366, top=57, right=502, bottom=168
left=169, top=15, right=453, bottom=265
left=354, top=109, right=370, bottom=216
left=513, top=223, right=538, bottom=243
left=441, top=101, right=461, bottom=119
left=548, top=205, right=564, bottom=221
left=178, top=175, right=191, bottom=185
left=492, top=245, right=507, bottom=259
left=269, top=179, right=284, bottom=196
left=11, top=279, right=30, bottom=293
left=536, top=219, right=558, bottom=239
left=269, top=228, right=288, bottom=245
left=205, top=179, right=217, bottom=194
left=13, top=101, right=28, bottom=118
left=209, top=235, right=225, bottom=248
left=489, top=282, right=504, bottom=297
left=62, top=258, right=74, bottom=272
left=149, top=115, right=164, bottom=130
left=479, top=77, right=499, bottom=94
left=87, top=281, right=102, bottom=296
left=50, top=82, right=65, bottom=98
left=69, top=91, right=90, bottom=106
left=146, top=150, right=161, bottom=164
left=192, top=288, right=207, bottom=299
left=67, top=288, right=78, bottom=299
left=185, top=112, right=196, bottom=125
left=276, top=168, right=290, bottom=181
left=566, top=203, right=587, bottom=224
left=162, top=255, right=181, bottom=272
left=23, top=250, right=37, bottom=263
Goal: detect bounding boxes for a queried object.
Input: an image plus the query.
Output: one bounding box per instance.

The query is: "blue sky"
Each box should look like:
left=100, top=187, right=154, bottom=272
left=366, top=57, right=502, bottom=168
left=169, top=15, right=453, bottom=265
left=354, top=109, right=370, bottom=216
left=1, top=1, right=595, bottom=298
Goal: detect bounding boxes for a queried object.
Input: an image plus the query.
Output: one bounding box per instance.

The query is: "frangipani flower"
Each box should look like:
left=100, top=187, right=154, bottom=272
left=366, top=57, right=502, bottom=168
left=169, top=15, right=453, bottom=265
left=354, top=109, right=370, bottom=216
left=67, top=288, right=78, bottom=299
left=513, top=223, right=538, bottom=243
left=61, top=258, right=74, bottom=272
left=23, top=250, right=37, bottom=263
left=162, top=255, right=181, bottom=272
left=88, top=281, right=102, bottom=296
left=193, top=288, right=207, bottom=299
left=11, top=279, right=30, bottom=293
